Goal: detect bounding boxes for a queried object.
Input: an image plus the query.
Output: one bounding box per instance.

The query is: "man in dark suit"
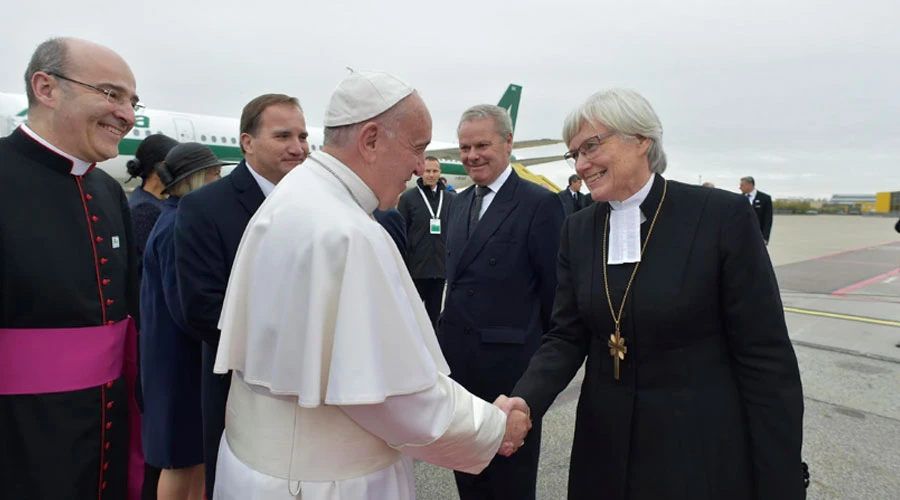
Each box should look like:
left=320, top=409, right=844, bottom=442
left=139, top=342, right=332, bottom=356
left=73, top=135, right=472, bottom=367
left=740, top=176, right=774, bottom=244
left=439, top=104, right=565, bottom=500
left=557, top=173, right=588, bottom=216
left=173, top=94, right=309, bottom=498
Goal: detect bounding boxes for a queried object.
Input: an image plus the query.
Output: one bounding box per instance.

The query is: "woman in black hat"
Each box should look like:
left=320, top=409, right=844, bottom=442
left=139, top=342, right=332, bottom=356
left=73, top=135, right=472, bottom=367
left=139, top=143, right=229, bottom=500
left=127, top=134, right=180, bottom=283
left=127, top=133, right=179, bottom=209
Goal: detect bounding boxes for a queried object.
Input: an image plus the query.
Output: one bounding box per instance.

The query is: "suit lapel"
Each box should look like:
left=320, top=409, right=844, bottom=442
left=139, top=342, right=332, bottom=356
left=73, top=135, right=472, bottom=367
left=230, top=161, right=266, bottom=216
left=447, top=187, right=473, bottom=281
left=455, top=171, right=520, bottom=274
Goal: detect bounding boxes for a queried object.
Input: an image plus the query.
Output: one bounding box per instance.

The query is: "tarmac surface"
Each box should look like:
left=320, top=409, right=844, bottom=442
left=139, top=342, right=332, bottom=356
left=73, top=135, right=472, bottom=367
left=413, top=214, right=900, bottom=500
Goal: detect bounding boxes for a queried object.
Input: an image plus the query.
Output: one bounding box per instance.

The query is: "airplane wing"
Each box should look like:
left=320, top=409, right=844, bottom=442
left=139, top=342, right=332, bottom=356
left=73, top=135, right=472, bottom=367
left=423, top=84, right=562, bottom=162
left=513, top=154, right=565, bottom=167
left=426, top=139, right=563, bottom=163
left=510, top=139, right=563, bottom=149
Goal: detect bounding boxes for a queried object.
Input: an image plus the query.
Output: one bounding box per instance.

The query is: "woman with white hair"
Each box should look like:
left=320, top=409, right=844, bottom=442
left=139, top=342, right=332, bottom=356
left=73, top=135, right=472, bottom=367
left=507, top=89, right=808, bottom=499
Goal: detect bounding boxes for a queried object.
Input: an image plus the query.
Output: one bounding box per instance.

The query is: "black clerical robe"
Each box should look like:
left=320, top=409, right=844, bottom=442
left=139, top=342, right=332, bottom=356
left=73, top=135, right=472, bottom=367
left=0, top=126, right=140, bottom=499
left=512, top=175, right=806, bottom=500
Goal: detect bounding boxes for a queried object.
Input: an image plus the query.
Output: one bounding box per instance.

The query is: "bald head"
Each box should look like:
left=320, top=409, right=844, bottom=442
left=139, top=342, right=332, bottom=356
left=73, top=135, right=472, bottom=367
left=25, top=37, right=136, bottom=109
left=23, top=37, right=138, bottom=162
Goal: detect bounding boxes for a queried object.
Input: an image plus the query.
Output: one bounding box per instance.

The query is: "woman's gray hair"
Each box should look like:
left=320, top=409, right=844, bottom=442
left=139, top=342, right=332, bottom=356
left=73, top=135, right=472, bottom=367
left=24, top=37, right=71, bottom=107
left=457, top=104, right=513, bottom=138
left=562, top=89, right=667, bottom=174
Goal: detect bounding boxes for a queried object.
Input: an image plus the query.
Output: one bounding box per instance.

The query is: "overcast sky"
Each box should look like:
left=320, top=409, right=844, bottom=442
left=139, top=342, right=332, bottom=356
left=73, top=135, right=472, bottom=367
left=3, top=0, right=898, bottom=199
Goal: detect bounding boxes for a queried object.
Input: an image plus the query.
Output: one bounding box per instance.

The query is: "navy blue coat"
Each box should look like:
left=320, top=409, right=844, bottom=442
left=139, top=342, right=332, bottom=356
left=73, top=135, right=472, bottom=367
left=173, top=161, right=265, bottom=497
left=438, top=169, right=564, bottom=498
left=140, top=196, right=203, bottom=468
left=374, top=207, right=408, bottom=262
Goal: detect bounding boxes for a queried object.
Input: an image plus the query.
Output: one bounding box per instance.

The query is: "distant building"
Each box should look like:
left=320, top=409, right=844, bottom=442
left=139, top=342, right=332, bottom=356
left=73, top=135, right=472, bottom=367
left=825, top=192, right=900, bottom=214
left=828, top=194, right=876, bottom=206
left=875, top=191, right=900, bottom=213
left=822, top=194, right=879, bottom=214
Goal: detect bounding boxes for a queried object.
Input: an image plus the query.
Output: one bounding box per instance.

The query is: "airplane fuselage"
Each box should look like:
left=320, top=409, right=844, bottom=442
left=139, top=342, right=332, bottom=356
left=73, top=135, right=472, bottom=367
left=0, top=91, right=475, bottom=191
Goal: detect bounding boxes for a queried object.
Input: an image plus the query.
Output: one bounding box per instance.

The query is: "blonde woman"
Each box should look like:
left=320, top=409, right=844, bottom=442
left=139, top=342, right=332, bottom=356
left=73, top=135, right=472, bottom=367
left=140, top=143, right=229, bottom=499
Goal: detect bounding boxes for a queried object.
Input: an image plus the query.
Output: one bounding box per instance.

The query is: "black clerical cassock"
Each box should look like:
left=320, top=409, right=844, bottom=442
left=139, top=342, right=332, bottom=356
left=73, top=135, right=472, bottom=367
left=0, top=126, right=141, bottom=499
left=512, top=174, right=806, bottom=500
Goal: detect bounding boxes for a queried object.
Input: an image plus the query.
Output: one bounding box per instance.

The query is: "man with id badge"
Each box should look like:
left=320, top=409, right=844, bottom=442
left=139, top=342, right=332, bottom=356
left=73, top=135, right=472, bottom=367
left=398, top=156, right=455, bottom=327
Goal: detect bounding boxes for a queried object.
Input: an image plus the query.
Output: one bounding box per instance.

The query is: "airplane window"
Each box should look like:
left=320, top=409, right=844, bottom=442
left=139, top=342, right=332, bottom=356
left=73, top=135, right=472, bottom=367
left=221, top=137, right=227, bottom=143
left=231, top=138, right=237, bottom=144
left=211, top=136, right=217, bottom=143
left=145, top=130, right=151, bottom=137
left=201, top=135, right=207, bottom=141
left=133, top=130, right=140, bottom=137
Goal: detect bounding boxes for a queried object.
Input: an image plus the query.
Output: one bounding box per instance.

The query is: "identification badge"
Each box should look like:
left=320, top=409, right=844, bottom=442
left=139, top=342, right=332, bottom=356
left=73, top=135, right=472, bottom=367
left=111, top=236, right=120, bottom=249
left=430, top=218, right=442, bottom=234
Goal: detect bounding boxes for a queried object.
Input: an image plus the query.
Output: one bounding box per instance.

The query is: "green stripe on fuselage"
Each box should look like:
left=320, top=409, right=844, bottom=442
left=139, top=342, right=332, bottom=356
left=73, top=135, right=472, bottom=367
left=439, top=162, right=467, bottom=176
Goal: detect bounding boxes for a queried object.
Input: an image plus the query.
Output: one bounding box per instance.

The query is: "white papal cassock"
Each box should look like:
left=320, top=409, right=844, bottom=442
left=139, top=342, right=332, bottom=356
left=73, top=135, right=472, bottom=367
left=212, top=151, right=507, bottom=499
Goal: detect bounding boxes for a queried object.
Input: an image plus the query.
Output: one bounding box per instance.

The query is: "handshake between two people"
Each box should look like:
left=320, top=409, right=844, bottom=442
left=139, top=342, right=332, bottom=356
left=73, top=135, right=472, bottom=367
left=493, top=395, right=532, bottom=457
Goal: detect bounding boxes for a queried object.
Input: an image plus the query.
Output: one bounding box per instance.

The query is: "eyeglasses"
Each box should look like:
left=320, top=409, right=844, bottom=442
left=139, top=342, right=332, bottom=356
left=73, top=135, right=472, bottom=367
left=48, top=72, right=144, bottom=113
left=563, top=130, right=617, bottom=168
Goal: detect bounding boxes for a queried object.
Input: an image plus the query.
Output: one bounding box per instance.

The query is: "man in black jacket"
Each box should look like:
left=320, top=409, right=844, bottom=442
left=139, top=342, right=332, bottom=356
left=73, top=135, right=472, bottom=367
left=740, top=176, right=774, bottom=244
left=397, top=156, right=453, bottom=327
left=557, top=174, right=589, bottom=216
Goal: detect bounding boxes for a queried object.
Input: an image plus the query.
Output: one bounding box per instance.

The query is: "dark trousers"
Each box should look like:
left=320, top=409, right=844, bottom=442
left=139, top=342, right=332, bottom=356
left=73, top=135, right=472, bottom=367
left=413, top=278, right=445, bottom=327
left=453, top=419, right=542, bottom=500
left=142, top=464, right=160, bottom=499
left=201, top=343, right=232, bottom=499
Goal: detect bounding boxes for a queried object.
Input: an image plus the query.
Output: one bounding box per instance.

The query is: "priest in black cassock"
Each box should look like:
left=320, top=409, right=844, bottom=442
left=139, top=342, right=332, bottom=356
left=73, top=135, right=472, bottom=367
left=507, top=89, right=807, bottom=500
left=0, top=37, right=143, bottom=499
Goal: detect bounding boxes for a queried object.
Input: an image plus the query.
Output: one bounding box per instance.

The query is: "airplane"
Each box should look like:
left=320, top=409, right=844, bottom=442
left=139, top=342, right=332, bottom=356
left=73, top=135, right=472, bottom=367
left=0, top=84, right=562, bottom=191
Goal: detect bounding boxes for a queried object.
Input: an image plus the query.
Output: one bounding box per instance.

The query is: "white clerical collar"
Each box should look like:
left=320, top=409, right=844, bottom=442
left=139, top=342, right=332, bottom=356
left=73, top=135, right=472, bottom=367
left=483, top=164, right=513, bottom=193
left=245, top=161, right=276, bottom=198
left=607, top=173, right=655, bottom=265
left=20, top=124, right=94, bottom=176
left=312, top=152, right=379, bottom=214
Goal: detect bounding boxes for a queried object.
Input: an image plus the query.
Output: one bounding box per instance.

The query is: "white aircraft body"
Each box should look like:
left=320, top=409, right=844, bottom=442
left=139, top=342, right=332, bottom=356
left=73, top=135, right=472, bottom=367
left=0, top=84, right=562, bottom=191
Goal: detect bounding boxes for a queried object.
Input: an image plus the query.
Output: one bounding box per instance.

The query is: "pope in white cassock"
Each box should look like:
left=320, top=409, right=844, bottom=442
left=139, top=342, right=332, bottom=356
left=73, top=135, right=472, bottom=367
left=211, top=71, right=531, bottom=499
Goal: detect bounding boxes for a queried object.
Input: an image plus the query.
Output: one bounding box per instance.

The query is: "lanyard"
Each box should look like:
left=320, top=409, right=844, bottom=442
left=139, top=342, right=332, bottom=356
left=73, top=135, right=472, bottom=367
left=417, top=186, right=443, bottom=219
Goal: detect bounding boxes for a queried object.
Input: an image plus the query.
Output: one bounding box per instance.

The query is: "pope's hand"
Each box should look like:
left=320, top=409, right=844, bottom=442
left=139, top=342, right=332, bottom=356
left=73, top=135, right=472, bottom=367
left=493, top=395, right=532, bottom=457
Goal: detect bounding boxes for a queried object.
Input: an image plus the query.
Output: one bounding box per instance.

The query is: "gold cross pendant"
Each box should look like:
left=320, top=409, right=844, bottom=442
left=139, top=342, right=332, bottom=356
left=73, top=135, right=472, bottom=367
left=608, top=330, right=627, bottom=380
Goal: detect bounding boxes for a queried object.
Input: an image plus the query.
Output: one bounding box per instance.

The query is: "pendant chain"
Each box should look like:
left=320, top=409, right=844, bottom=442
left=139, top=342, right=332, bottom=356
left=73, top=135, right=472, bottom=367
left=602, top=180, right=668, bottom=336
